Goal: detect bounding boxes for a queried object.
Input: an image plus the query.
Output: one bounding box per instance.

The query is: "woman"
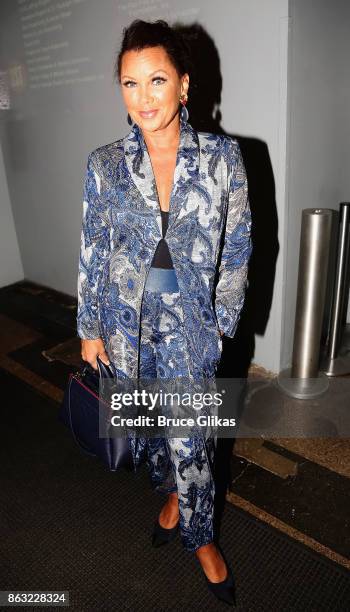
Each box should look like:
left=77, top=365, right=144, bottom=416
left=77, top=19, right=252, bottom=606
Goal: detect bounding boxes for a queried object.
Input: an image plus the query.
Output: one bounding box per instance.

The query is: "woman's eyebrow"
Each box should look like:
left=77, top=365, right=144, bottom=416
left=121, top=69, right=169, bottom=79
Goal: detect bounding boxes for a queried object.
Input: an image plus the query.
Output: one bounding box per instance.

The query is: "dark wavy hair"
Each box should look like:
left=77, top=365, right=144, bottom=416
left=113, top=19, right=193, bottom=83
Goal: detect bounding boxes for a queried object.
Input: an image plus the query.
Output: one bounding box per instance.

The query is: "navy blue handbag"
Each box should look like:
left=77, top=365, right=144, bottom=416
left=59, top=356, right=134, bottom=471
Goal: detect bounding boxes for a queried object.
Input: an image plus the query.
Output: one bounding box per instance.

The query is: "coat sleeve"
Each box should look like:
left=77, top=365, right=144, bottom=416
left=77, top=152, right=110, bottom=340
left=214, top=141, right=253, bottom=338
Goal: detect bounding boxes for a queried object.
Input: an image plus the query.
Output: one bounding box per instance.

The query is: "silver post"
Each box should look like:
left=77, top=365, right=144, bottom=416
left=321, top=202, right=350, bottom=375
left=277, top=209, right=331, bottom=398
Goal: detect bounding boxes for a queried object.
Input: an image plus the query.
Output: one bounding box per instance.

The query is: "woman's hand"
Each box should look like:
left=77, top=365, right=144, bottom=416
left=219, top=330, right=224, bottom=337
left=81, top=338, right=111, bottom=371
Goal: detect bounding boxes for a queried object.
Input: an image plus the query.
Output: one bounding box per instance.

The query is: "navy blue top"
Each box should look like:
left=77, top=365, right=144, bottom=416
left=150, top=210, right=174, bottom=269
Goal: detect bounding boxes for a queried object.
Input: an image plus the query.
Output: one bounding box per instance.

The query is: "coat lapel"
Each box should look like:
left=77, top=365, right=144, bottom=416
left=123, top=116, right=200, bottom=236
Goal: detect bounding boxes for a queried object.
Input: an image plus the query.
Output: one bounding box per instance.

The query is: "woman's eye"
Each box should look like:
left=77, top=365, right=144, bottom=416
left=122, top=77, right=166, bottom=87
left=153, top=77, right=166, bottom=85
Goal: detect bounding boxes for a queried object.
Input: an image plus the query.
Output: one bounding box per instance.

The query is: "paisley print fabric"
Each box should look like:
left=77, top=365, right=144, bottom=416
left=76, top=117, right=252, bottom=551
left=136, top=287, right=216, bottom=552
left=76, top=117, right=253, bottom=380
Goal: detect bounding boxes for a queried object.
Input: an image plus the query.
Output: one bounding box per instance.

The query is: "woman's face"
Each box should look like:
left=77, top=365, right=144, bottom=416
left=120, top=45, right=189, bottom=134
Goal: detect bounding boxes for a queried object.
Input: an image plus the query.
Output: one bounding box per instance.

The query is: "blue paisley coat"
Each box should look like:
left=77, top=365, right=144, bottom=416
left=77, top=116, right=252, bottom=378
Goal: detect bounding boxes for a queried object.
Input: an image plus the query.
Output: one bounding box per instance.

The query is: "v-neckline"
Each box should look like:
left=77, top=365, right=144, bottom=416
left=142, top=135, right=179, bottom=218
left=123, top=116, right=201, bottom=239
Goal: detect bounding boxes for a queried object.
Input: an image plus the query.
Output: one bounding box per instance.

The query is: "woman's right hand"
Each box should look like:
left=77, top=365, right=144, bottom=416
left=81, top=338, right=111, bottom=371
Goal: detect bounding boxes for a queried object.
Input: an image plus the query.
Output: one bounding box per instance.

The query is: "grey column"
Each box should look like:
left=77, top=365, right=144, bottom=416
left=278, top=209, right=331, bottom=398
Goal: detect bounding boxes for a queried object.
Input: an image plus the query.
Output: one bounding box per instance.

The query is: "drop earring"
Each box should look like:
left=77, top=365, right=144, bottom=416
left=179, top=94, right=189, bottom=122
left=127, top=113, right=133, bottom=126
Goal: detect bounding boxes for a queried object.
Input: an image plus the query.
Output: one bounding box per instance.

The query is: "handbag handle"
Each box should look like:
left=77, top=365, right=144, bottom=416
left=82, top=356, right=114, bottom=380
left=96, top=356, right=114, bottom=379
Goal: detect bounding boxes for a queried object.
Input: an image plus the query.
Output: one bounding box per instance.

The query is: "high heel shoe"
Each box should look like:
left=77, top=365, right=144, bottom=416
left=151, top=518, right=179, bottom=548
left=204, top=563, right=236, bottom=606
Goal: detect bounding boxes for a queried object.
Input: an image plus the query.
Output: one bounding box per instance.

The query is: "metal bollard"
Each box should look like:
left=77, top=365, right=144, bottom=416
left=278, top=209, right=332, bottom=399
left=321, top=202, right=350, bottom=375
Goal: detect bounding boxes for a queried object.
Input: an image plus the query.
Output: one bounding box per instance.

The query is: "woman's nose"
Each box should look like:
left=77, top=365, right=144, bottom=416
left=139, top=86, right=154, bottom=106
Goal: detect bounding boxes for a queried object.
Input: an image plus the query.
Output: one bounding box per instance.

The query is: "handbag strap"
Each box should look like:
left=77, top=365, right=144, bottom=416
left=67, top=374, right=97, bottom=457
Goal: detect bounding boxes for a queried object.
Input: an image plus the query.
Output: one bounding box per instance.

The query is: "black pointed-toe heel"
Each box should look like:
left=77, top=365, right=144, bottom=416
left=151, top=519, right=179, bottom=548
left=204, top=563, right=236, bottom=606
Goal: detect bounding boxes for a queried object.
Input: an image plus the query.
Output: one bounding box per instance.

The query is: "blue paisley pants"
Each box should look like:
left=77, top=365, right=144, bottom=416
left=137, top=285, right=216, bottom=552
